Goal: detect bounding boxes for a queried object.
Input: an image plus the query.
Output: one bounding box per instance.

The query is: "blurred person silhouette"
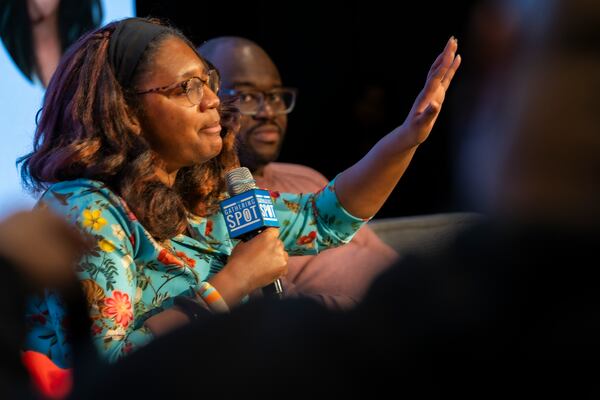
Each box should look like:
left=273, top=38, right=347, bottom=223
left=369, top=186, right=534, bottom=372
left=450, top=0, right=535, bottom=210
left=199, top=37, right=399, bottom=310
left=0, top=0, right=103, bottom=87
left=0, top=208, right=91, bottom=399
left=17, top=15, right=459, bottom=371
left=68, top=0, right=600, bottom=397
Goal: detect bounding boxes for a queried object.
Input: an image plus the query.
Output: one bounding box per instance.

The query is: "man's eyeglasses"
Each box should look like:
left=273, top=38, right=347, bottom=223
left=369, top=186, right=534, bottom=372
left=136, top=69, right=221, bottom=106
left=221, top=88, right=297, bottom=116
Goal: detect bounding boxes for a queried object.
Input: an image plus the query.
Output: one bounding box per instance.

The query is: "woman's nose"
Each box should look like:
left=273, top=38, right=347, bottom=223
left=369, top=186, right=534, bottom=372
left=199, top=86, right=220, bottom=112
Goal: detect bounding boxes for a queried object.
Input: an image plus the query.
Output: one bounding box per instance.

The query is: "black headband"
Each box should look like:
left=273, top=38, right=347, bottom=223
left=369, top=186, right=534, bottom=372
left=108, top=18, right=169, bottom=88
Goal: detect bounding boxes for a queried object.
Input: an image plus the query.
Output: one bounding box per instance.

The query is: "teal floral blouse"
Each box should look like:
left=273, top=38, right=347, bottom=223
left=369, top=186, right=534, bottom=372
left=24, top=178, right=365, bottom=368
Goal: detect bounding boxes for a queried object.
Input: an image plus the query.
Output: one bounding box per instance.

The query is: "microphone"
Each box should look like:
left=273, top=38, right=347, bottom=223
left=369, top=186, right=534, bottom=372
left=221, top=167, right=284, bottom=299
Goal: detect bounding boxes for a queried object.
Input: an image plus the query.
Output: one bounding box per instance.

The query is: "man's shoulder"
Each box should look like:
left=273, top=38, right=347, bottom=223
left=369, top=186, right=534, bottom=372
left=267, top=162, right=328, bottom=182
left=258, top=162, right=329, bottom=194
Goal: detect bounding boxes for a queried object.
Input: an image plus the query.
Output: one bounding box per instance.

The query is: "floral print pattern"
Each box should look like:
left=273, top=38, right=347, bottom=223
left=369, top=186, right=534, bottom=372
left=24, top=178, right=365, bottom=367
left=82, top=209, right=107, bottom=230
left=101, top=291, right=133, bottom=328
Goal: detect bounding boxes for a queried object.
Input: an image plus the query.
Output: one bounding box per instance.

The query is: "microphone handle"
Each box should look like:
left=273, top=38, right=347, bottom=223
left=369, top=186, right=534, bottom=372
left=262, top=277, right=284, bottom=300
left=237, top=229, right=285, bottom=300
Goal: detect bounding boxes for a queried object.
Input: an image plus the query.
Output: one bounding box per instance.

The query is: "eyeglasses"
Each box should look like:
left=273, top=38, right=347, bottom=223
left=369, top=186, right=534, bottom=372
left=220, top=87, right=297, bottom=116
left=136, top=69, right=221, bottom=106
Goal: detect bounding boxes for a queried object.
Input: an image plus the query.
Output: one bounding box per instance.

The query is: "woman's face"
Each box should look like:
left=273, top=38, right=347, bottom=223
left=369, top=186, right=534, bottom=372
left=136, top=37, right=221, bottom=172
left=27, top=0, right=60, bottom=22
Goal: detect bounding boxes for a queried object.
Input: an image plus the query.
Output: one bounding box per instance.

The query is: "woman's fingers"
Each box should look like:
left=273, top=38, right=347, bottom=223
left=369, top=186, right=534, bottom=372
left=441, top=54, right=461, bottom=90
left=416, top=38, right=460, bottom=112
left=429, top=37, right=458, bottom=85
left=427, top=36, right=456, bottom=80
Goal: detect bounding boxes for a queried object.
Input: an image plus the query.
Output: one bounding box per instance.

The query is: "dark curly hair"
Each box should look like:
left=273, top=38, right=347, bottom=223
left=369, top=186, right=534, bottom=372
left=18, top=19, right=239, bottom=241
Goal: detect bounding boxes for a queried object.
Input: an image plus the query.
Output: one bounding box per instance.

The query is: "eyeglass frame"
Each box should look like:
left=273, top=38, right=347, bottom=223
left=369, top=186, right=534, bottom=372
left=220, top=87, right=298, bottom=116
left=135, top=68, right=221, bottom=105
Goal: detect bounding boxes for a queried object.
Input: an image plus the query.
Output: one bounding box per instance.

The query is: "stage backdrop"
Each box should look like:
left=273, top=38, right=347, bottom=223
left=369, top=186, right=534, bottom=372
left=0, top=0, right=135, bottom=217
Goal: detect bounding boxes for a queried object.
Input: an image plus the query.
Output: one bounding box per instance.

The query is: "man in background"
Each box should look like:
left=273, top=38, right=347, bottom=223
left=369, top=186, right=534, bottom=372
left=199, top=38, right=398, bottom=309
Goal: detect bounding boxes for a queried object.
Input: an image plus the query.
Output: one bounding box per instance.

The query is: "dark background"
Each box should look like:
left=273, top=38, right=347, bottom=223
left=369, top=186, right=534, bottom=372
left=136, top=0, right=483, bottom=219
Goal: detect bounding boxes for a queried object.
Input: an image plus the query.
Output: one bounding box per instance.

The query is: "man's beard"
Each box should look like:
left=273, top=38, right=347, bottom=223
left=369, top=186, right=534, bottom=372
left=236, top=136, right=281, bottom=173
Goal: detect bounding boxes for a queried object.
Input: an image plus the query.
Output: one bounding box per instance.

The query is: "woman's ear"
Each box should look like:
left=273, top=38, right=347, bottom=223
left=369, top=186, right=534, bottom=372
left=125, top=105, right=142, bottom=136
left=131, top=116, right=142, bottom=136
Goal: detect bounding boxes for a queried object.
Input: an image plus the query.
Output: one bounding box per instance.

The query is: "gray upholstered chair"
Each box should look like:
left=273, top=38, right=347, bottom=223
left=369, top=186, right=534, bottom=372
left=368, top=212, right=484, bottom=258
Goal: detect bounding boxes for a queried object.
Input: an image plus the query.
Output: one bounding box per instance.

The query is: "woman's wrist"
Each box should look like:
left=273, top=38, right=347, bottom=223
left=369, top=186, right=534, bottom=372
left=207, top=267, right=247, bottom=308
left=391, top=123, right=424, bottom=150
left=195, top=282, right=230, bottom=313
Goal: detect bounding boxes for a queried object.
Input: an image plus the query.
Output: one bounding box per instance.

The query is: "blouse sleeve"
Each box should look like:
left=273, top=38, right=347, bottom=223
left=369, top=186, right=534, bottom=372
left=271, top=177, right=368, bottom=256
left=40, top=184, right=154, bottom=363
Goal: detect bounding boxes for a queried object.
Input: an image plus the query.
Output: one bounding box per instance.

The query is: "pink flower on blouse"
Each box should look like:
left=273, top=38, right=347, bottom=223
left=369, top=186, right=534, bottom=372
left=205, top=219, right=213, bottom=237
left=30, top=313, right=47, bottom=325
left=122, top=342, right=133, bottom=355
left=158, top=249, right=185, bottom=267
left=102, top=291, right=133, bottom=328
left=175, top=251, right=196, bottom=268
left=297, top=230, right=317, bottom=245
left=91, top=323, right=103, bottom=336
left=119, top=198, right=138, bottom=221
left=158, top=249, right=195, bottom=268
